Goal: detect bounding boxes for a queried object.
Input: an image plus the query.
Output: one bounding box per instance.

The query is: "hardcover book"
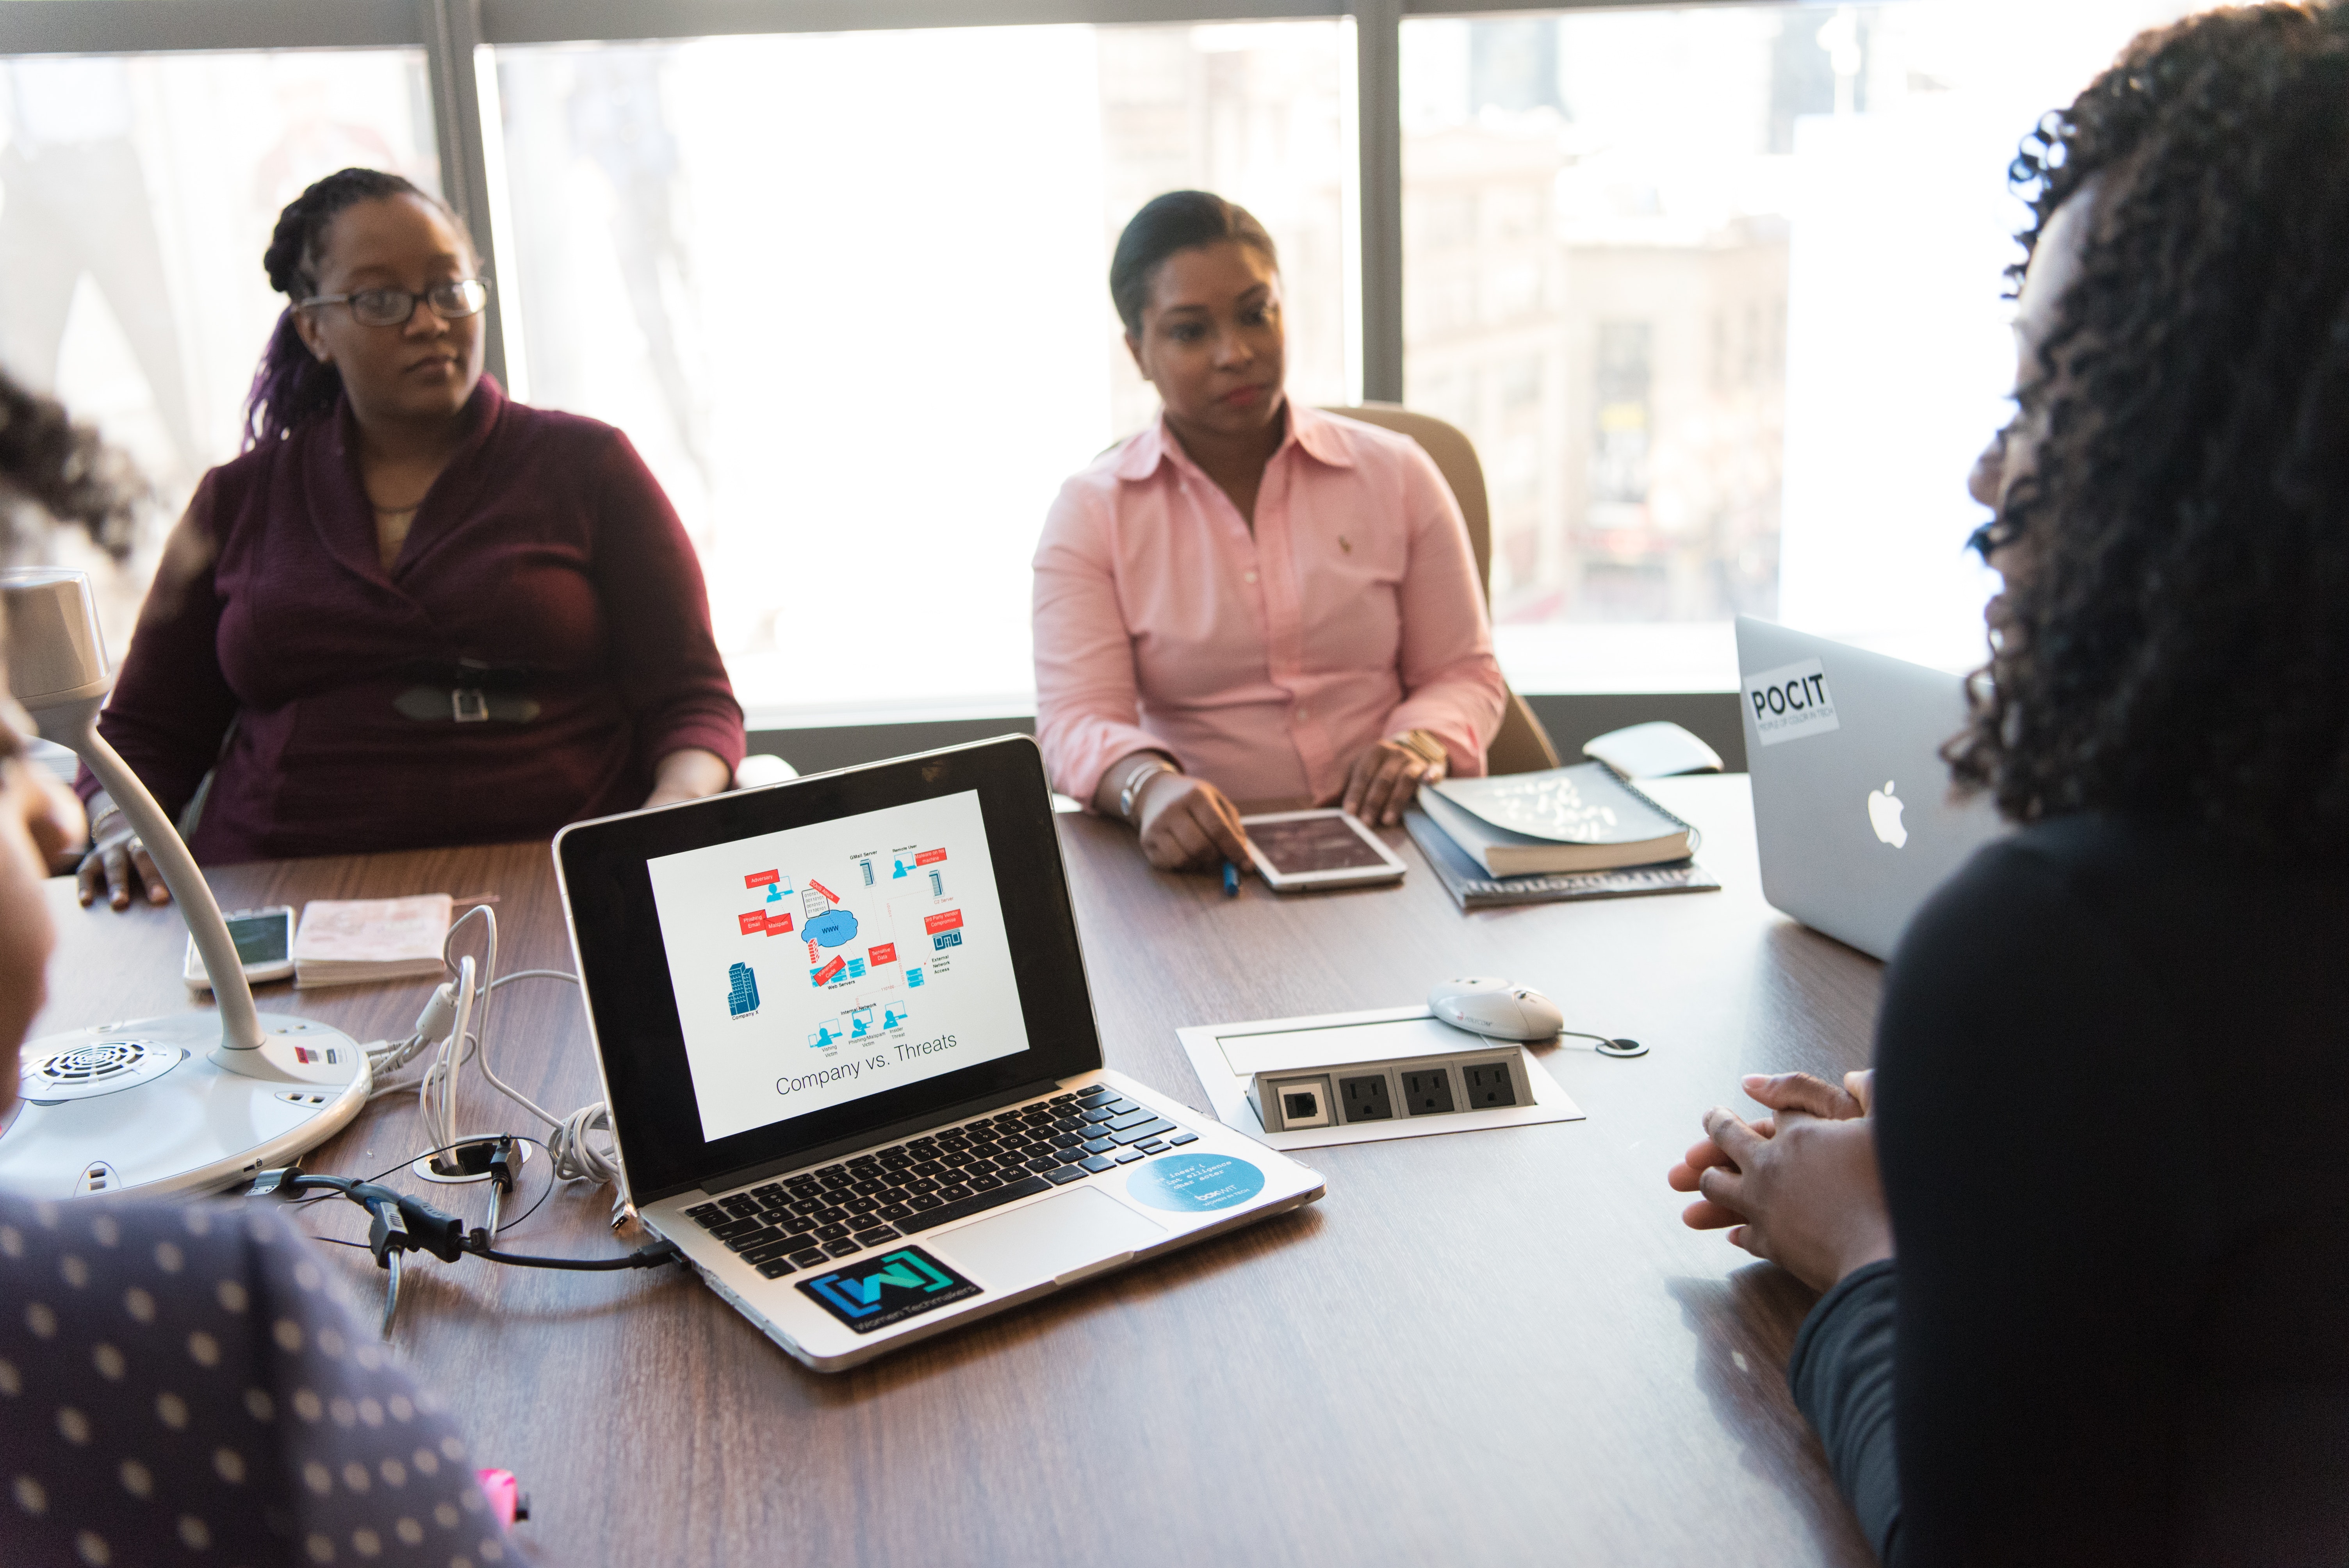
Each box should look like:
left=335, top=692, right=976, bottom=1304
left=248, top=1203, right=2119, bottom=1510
left=1418, top=762, right=1699, bottom=877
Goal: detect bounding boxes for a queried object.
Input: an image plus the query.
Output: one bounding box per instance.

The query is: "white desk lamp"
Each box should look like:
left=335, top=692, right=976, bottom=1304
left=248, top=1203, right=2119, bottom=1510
left=0, top=569, right=367, bottom=1197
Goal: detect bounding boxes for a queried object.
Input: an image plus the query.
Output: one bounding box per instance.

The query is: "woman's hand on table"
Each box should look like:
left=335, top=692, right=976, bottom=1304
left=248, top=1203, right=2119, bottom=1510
left=76, top=800, right=170, bottom=911
left=642, top=747, right=733, bottom=810
left=1340, top=736, right=1440, bottom=827
left=1134, top=772, right=1250, bottom=873
left=1666, top=1070, right=1891, bottom=1294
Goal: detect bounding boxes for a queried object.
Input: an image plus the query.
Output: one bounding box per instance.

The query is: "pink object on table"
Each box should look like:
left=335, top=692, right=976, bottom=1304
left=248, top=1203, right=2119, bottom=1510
left=476, top=1468, right=528, bottom=1528
left=1032, top=405, right=1505, bottom=811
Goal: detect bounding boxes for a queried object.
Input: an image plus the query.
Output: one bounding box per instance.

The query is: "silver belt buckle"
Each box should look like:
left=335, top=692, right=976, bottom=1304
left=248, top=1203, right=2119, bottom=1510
left=452, top=687, right=490, bottom=723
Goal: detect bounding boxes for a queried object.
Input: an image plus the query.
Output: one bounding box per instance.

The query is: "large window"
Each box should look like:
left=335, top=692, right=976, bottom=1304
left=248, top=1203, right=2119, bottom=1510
left=0, top=48, right=440, bottom=648
left=488, top=23, right=1352, bottom=720
left=1402, top=0, right=2199, bottom=689
left=0, top=0, right=2218, bottom=716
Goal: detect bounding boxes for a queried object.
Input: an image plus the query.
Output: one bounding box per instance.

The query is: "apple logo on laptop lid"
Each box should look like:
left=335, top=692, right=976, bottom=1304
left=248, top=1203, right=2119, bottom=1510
left=1868, top=781, right=1908, bottom=848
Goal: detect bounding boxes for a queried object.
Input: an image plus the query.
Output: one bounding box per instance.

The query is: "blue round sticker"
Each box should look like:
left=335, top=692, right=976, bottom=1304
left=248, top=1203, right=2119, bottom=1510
left=1125, top=1151, right=1267, bottom=1213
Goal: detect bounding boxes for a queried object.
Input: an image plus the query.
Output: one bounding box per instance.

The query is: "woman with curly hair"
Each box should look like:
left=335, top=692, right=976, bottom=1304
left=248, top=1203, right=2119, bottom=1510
left=0, top=367, right=512, bottom=1566
left=1668, top=5, right=2349, bottom=1560
left=78, top=167, right=743, bottom=908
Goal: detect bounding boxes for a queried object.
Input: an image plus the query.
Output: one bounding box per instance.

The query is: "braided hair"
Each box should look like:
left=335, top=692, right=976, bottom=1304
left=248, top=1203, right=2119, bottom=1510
left=1946, top=2, right=2349, bottom=855
left=242, top=167, right=465, bottom=449
left=0, top=365, right=139, bottom=561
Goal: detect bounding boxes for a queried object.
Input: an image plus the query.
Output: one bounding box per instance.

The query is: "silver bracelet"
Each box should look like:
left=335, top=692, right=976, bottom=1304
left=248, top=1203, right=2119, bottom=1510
left=1117, top=758, right=1175, bottom=824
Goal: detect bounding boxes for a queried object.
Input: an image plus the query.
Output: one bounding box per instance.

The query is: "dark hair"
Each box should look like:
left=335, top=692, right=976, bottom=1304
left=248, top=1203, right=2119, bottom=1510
left=1946, top=2, right=2349, bottom=855
left=1108, top=191, right=1279, bottom=337
left=0, top=365, right=139, bottom=561
left=243, top=167, right=467, bottom=449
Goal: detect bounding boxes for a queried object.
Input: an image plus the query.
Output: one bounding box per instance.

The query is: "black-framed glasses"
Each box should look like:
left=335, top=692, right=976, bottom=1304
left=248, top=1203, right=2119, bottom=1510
left=299, top=278, right=491, bottom=328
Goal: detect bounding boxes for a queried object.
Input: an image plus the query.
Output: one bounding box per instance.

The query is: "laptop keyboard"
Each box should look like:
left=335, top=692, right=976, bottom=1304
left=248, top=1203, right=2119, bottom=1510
left=681, top=1083, right=1198, bottom=1280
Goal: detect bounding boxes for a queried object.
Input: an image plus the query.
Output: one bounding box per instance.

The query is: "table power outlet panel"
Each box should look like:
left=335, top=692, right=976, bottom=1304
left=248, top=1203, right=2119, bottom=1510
left=1248, top=1048, right=1531, bottom=1133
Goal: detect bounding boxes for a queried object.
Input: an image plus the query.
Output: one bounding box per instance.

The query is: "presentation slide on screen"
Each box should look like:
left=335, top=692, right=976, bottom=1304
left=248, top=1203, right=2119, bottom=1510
left=646, top=789, right=1032, bottom=1143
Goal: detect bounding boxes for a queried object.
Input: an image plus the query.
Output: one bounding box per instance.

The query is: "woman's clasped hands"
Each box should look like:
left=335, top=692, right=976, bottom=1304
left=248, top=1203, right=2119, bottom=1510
left=1667, top=1069, right=1894, bottom=1294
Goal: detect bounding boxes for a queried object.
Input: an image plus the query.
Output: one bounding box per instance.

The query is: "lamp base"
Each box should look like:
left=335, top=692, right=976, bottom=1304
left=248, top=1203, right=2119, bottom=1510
left=0, top=1012, right=369, bottom=1199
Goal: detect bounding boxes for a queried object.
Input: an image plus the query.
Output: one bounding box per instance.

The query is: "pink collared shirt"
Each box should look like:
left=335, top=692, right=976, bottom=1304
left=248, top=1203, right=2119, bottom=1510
left=1033, top=404, right=1506, bottom=811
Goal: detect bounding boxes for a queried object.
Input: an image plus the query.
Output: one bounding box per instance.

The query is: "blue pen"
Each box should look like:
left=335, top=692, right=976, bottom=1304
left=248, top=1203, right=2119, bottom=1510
left=1222, top=860, right=1240, bottom=897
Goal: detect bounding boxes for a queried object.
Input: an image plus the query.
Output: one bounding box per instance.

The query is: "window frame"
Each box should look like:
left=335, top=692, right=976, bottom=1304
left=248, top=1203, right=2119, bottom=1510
left=0, top=0, right=1770, bottom=708
left=0, top=0, right=1752, bottom=403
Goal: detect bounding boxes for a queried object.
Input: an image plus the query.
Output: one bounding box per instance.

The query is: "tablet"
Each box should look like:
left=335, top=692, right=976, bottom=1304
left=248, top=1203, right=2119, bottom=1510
left=1240, top=810, right=1408, bottom=893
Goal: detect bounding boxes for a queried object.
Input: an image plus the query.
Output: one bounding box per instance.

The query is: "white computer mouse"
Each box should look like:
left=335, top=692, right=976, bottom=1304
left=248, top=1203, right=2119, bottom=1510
left=1427, top=976, right=1565, bottom=1042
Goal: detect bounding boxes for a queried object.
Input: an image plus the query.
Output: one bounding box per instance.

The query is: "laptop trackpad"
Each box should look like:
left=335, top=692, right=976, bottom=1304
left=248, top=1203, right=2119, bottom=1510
left=933, top=1188, right=1167, bottom=1288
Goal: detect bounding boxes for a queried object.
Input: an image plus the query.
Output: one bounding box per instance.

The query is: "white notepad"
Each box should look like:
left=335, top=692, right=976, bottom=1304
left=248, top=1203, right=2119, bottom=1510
left=292, top=894, right=452, bottom=989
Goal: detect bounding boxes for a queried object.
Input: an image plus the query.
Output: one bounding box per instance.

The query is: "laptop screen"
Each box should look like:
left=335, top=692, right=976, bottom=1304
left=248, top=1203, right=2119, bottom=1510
left=645, top=788, right=1031, bottom=1144
left=556, top=737, right=1104, bottom=1205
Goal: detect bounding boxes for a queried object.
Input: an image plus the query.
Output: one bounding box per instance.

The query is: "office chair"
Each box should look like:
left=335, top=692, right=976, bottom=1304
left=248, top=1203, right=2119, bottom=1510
left=1320, top=403, right=1562, bottom=775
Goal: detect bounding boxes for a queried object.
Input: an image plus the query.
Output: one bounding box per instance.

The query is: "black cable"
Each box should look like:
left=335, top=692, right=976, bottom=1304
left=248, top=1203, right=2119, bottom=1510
left=464, top=1235, right=682, bottom=1272
left=288, top=1133, right=560, bottom=1233
left=286, top=1137, right=515, bottom=1210
left=495, top=1137, right=558, bottom=1234
left=256, top=1169, right=679, bottom=1275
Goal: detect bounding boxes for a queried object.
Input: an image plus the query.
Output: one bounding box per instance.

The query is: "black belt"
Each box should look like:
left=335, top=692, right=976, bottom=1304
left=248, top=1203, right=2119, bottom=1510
left=393, top=685, right=542, bottom=724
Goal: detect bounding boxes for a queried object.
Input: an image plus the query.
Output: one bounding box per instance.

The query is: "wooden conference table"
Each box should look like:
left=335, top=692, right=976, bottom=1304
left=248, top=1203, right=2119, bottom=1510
left=30, top=775, right=1883, bottom=1566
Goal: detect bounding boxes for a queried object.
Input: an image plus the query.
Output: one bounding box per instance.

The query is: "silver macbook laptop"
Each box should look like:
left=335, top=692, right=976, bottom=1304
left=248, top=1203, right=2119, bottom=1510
left=554, top=736, right=1323, bottom=1371
left=1736, top=617, right=2007, bottom=960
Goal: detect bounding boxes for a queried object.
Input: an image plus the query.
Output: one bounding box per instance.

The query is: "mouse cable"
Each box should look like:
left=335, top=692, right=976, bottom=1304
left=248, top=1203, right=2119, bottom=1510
left=1475, top=1028, right=1649, bottom=1059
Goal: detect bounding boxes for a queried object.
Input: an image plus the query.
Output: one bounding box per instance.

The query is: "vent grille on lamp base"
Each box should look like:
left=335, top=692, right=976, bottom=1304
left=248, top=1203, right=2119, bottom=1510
left=21, top=1040, right=187, bottom=1104
left=0, top=1014, right=371, bottom=1199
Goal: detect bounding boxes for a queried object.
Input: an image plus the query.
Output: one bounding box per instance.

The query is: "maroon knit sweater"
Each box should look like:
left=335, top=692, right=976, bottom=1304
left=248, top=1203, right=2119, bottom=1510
left=78, top=377, right=743, bottom=862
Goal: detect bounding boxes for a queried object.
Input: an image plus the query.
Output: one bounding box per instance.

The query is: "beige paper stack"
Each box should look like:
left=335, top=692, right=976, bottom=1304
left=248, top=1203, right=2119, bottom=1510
left=291, top=894, right=453, bottom=989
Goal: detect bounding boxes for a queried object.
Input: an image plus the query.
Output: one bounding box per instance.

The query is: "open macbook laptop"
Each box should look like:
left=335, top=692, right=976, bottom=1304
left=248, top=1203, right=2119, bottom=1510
left=1737, top=617, right=2007, bottom=961
left=554, top=736, right=1324, bottom=1371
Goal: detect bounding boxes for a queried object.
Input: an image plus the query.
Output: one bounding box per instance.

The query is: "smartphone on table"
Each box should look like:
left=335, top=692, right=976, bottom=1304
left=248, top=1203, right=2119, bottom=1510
left=183, top=905, right=297, bottom=991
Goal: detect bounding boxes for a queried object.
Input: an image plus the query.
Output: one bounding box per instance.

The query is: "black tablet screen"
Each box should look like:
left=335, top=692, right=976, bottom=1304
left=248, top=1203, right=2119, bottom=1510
left=1252, top=815, right=1392, bottom=873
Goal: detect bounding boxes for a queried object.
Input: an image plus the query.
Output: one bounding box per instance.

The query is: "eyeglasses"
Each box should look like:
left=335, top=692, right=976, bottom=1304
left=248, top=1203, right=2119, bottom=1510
left=298, top=278, right=491, bottom=328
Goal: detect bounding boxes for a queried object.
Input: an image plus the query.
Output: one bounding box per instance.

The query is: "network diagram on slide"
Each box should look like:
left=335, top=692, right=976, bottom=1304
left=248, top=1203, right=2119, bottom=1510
left=722, top=842, right=969, bottom=1055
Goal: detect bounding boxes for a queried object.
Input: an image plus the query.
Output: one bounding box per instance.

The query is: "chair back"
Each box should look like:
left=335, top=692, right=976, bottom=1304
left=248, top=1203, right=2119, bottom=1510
left=1320, top=403, right=1561, bottom=775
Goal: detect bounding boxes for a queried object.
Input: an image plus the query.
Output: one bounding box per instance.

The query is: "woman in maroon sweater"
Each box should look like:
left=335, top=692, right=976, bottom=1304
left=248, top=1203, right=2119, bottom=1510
left=79, top=167, right=743, bottom=904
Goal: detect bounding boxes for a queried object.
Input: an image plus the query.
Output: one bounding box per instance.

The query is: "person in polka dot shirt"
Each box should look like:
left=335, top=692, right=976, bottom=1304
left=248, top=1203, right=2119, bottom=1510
left=0, top=366, right=518, bottom=1568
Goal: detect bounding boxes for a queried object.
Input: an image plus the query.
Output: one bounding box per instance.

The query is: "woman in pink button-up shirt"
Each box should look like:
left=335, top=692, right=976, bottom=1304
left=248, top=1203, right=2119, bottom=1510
left=1034, top=191, right=1506, bottom=871
left=1034, top=192, right=1503, bottom=868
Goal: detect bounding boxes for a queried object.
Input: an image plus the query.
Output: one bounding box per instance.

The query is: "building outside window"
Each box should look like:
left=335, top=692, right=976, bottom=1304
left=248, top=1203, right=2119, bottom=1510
left=0, top=1, right=2211, bottom=720
left=0, top=49, right=438, bottom=645
left=1402, top=0, right=2199, bottom=691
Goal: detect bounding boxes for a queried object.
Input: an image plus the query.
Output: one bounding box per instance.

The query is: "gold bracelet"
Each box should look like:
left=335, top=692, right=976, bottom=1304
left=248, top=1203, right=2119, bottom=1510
left=1392, top=729, right=1448, bottom=773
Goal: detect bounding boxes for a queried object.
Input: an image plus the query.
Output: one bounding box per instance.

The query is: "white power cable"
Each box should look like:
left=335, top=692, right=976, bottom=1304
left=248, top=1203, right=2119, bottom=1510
left=546, top=1102, right=622, bottom=1186
left=363, top=906, right=617, bottom=1188
left=415, top=954, right=478, bottom=1155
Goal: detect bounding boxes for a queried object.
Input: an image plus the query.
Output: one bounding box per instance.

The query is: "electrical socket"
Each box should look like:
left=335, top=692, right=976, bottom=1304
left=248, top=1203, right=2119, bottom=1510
left=1461, top=1060, right=1518, bottom=1109
left=1401, top=1069, right=1455, bottom=1116
left=1339, top=1074, right=1393, bottom=1122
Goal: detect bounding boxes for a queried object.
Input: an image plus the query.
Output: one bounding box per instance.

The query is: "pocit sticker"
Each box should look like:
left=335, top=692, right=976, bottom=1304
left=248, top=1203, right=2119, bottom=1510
left=1125, top=1151, right=1267, bottom=1213
left=1745, top=657, right=1841, bottom=747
